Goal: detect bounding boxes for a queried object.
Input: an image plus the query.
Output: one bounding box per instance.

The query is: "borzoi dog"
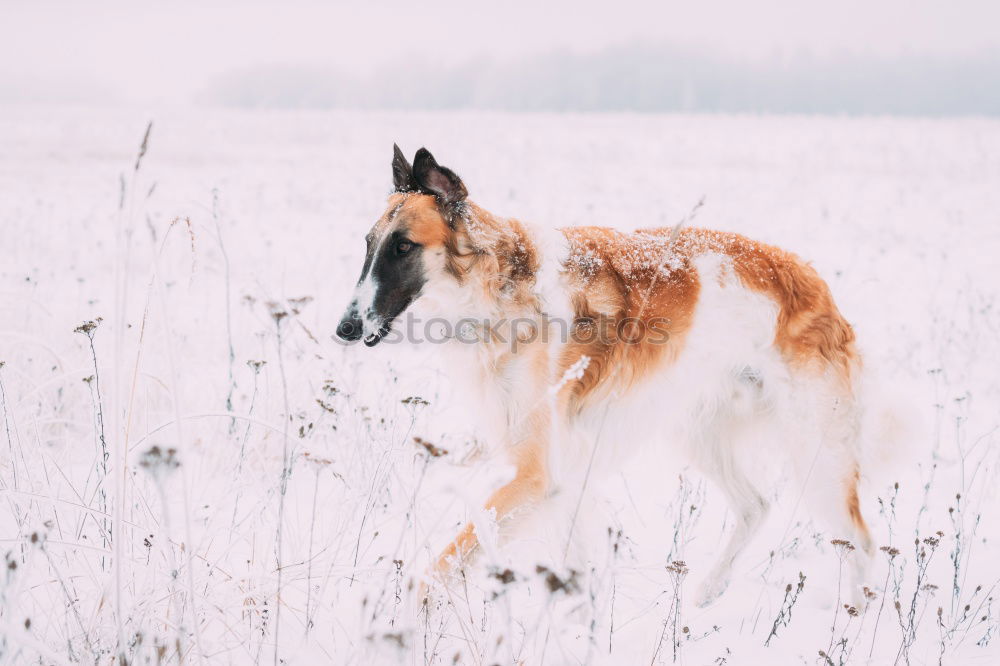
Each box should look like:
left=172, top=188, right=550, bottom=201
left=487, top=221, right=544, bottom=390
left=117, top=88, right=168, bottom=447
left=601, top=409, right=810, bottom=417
left=336, top=145, right=874, bottom=606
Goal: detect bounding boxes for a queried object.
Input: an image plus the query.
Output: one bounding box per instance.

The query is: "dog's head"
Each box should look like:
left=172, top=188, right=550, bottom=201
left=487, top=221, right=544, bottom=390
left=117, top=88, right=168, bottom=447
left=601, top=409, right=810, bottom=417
left=336, top=145, right=470, bottom=346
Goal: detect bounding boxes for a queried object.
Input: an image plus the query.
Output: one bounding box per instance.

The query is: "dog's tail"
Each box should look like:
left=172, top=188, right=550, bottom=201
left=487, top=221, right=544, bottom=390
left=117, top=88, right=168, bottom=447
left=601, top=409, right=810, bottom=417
left=855, top=368, right=926, bottom=486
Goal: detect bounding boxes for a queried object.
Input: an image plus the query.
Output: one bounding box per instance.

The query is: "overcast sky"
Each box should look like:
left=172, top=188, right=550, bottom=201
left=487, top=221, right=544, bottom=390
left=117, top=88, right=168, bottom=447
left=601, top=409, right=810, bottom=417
left=2, top=0, right=999, bottom=110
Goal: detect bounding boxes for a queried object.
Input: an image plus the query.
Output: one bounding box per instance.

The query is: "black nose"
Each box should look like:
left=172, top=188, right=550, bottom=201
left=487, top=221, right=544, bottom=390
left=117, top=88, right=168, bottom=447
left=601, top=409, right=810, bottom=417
left=336, top=316, right=363, bottom=341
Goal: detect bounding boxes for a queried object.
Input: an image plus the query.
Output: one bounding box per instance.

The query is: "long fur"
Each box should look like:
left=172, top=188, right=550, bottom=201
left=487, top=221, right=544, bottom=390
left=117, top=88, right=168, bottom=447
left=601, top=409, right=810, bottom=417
left=349, top=183, right=876, bottom=606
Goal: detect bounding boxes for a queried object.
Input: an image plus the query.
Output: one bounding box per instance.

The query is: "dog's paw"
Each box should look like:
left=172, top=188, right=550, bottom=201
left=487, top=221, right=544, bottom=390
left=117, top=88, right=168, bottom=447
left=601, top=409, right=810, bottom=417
left=417, top=578, right=448, bottom=614
left=693, top=575, right=730, bottom=608
left=843, top=584, right=867, bottom=613
left=419, top=563, right=463, bottom=613
left=417, top=579, right=431, bottom=606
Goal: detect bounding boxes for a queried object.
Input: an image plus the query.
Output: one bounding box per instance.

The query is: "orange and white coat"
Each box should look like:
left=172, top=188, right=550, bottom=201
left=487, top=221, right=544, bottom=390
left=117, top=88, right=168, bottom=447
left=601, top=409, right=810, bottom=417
left=337, top=147, right=874, bottom=606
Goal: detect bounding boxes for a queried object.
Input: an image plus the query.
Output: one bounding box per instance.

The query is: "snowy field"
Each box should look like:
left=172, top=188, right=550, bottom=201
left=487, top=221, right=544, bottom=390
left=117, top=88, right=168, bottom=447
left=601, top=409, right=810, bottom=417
left=1, top=107, right=999, bottom=665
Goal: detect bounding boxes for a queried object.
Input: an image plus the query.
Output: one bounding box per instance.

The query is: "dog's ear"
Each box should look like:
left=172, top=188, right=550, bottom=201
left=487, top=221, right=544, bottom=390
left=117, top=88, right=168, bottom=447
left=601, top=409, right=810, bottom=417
left=392, top=143, right=416, bottom=192
left=412, top=148, right=468, bottom=206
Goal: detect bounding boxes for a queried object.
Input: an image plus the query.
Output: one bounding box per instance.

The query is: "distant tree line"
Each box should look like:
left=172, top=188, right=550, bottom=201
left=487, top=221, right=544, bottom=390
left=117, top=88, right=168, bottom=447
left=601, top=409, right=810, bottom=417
left=204, top=44, right=1000, bottom=115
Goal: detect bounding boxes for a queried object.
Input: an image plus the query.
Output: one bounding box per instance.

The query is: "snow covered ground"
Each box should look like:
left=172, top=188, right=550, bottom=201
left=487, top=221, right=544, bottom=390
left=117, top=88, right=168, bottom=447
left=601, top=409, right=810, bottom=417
left=1, top=107, right=999, bottom=664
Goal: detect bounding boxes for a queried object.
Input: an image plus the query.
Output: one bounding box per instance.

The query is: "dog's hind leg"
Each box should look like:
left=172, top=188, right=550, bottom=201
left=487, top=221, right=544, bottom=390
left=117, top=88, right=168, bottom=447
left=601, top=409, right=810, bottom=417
left=690, top=411, right=771, bottom=608
left=783, top=379, right=874, bottom=606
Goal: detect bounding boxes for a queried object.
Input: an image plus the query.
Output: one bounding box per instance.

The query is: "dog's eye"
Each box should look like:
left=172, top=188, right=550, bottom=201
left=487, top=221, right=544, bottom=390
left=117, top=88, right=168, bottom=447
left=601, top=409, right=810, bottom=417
left=396, top=240, right=414, bottom=256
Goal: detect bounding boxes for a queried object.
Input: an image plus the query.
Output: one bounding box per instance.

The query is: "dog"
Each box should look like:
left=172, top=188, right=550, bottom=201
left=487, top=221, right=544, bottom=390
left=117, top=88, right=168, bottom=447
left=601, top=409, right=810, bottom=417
left=336, top=145, right=874, bottom=606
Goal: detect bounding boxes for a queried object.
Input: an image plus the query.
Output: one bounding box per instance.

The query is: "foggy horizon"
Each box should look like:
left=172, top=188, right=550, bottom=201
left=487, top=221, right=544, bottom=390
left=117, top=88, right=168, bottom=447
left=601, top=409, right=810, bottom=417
left=200, top=45, right=1000, bottom=116
left=3, top=0, right=999, bottom=115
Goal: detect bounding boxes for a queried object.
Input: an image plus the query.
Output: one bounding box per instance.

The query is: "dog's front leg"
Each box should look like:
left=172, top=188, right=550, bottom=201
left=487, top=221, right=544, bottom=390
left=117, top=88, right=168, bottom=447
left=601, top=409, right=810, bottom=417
left=432, top=426, right=548, bottom=578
